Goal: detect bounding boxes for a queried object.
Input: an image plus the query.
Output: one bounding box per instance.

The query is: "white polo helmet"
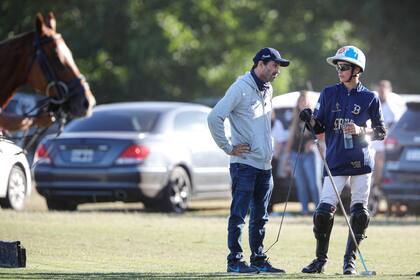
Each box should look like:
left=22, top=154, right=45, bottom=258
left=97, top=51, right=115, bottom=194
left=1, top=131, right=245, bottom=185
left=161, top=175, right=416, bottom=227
left=326, top=45, right=366, bottom=72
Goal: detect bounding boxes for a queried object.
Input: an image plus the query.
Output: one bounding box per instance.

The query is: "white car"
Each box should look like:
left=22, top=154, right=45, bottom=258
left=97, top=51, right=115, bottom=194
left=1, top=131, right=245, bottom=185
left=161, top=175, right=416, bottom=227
left=0, top=137, right=32, bottom=211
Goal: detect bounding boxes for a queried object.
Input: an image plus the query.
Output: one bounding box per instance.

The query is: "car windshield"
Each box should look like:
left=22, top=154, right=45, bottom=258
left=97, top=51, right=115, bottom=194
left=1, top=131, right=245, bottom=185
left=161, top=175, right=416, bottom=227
left=65, top=109, right=161, bottom=132
left=394, top=109, right=420, bottom=132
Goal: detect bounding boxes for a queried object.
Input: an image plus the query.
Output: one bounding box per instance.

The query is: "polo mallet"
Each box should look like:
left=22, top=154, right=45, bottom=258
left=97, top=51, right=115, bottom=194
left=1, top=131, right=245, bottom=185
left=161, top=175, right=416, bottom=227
left=265, top=123, right=307, bottom=254
left=306, top=122, right=376, bottom=276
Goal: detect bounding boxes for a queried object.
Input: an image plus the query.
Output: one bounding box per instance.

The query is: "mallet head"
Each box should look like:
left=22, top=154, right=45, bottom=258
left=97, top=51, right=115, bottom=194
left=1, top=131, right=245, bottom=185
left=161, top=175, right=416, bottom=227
left=360, top=270, right=376, bottom=276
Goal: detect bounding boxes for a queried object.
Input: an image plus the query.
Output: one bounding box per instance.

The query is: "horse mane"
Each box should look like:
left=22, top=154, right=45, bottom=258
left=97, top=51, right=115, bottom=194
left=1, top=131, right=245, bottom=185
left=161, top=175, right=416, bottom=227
left=0, top=31, right=33, bottom=46
left=0, top=31, right=35, bottom=106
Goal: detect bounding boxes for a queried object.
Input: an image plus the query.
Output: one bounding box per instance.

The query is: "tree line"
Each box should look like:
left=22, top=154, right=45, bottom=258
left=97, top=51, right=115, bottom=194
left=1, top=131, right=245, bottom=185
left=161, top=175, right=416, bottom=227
left=1, top=0, right=419, bottom=105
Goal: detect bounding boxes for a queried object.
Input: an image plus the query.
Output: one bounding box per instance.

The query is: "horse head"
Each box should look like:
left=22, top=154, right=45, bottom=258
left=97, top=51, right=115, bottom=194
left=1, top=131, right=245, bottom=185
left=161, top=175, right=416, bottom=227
left=27, top=12, right=95, bottom=119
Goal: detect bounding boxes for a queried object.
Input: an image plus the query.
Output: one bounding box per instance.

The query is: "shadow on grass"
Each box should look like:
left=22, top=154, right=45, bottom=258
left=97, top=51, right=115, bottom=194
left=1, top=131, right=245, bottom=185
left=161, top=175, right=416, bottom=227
left=77, top=205, right=232, bottom=217
left=0, top=272, right=374, bottom=279
left=371, top=218, right=420, bottom=226
left=78, top=208, right=148, bottom=214
left=77, top=207, right=230, bottom=219
left=73, top=204, right=420, bottom=225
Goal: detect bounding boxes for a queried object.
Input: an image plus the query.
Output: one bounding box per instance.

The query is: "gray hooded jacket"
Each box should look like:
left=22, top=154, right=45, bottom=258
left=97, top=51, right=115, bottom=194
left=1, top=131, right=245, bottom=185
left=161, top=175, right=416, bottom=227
left=207, top=71, right=273, bottom=170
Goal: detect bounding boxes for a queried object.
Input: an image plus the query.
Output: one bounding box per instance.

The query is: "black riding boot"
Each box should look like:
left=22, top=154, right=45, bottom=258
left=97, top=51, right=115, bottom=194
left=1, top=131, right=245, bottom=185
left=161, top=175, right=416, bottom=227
left=343, top=203, right=370, bottom=275
left=343, top=233, right=361, bottom=275
left=302, top=235, right=330, bottom=273
left=302, top=203, right=336, bottom=274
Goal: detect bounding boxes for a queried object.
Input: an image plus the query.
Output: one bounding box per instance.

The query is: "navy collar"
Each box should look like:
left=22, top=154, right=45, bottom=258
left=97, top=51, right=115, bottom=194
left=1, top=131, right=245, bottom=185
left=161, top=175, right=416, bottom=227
left=340, top=82, right=364, bottom=94
left=251, top=70, right=269, bottom=92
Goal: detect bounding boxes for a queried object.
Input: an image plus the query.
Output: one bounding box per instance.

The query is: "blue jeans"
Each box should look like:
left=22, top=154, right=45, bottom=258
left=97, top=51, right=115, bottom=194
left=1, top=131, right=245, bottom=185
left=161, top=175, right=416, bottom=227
left=290, top=150, right=322, bottom=214
left=227, top=163, right=273, bottom=263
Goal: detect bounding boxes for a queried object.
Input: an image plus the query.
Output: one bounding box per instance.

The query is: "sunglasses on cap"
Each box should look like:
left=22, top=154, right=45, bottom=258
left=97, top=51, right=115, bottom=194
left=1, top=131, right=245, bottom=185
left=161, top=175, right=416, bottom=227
left=335, top=63, right=353, bottom=72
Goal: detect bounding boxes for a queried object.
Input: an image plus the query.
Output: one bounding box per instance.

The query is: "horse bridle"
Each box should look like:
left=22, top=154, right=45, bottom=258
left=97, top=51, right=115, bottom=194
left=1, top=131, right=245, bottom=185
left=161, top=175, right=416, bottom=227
left=15, top=31, right=88, bottom=155
left=33, top=31, right=87, bottom=107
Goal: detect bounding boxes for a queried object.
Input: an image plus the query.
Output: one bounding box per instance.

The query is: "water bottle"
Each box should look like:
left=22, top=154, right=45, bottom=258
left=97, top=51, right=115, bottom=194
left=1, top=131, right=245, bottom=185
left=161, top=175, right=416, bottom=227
left=343, top=130, right=353, bottom=149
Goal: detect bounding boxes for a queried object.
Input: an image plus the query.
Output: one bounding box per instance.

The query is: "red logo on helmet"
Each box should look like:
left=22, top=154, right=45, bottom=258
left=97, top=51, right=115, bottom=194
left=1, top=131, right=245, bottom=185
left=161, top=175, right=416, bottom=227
left=337, top=47, right=346, bottom=54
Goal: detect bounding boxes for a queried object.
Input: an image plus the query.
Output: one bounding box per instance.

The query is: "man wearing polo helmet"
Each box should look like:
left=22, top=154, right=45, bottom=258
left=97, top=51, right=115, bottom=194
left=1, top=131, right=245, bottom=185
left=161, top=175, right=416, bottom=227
left=299, top=46, right=386, bottom=275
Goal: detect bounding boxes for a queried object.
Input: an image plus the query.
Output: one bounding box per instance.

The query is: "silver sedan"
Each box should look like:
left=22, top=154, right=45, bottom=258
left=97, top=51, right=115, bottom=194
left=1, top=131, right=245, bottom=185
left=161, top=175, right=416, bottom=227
left=33, top=102, right=231, bottom=212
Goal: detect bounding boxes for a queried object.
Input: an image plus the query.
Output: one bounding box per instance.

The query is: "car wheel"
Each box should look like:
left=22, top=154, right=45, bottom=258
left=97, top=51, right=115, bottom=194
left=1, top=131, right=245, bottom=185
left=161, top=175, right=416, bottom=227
left=0, top=165, right=27, bottom=211
left=407, top=203, right=420, bottom=215
left=46, top=198, right=78, bottom=211
left=142, top=200, right=157, bottom=211
left=159, top=167, right=191, bottom=213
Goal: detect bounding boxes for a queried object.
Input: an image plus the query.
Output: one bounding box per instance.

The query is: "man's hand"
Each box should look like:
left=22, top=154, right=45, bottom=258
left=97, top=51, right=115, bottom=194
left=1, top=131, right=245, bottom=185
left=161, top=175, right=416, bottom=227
left=299, top=108, right=313, bottom=123
left=0, top=113, right=34, bottom=131
left=343, top=123, right=364, bottom=135
left=33, top=112, right=56, bottom=128
left=230, top=144, right=250, bottom=156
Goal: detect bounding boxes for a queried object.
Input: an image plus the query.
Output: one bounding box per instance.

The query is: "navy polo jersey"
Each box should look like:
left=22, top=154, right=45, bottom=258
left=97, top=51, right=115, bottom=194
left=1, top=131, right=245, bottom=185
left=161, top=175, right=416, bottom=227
left=314, top=83, right=384, bottom=176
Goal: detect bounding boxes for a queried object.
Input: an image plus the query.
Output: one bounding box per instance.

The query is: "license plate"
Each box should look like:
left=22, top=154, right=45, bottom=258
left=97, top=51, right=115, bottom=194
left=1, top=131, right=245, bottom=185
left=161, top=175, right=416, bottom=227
left=71, top=149, right=94, bottom=163
left=405, top=149, right=420, bottom=161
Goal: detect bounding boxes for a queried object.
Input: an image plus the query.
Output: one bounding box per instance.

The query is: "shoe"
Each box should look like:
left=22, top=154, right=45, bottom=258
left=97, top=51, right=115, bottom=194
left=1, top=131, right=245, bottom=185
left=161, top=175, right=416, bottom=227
left=251, top=259, right=285, bottom=273
left=227, top=261, right=259, bottom=274
left=343, top=258, right=357, bottom=275
left=302, top=258, right=327, bottom=273
left=343, top=267, right=357, bottom=275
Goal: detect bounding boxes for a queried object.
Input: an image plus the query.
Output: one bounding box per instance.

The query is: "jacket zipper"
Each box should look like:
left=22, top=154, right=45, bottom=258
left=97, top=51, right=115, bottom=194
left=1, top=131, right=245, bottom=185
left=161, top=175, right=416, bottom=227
left=259, top=89, right=272, bottom=162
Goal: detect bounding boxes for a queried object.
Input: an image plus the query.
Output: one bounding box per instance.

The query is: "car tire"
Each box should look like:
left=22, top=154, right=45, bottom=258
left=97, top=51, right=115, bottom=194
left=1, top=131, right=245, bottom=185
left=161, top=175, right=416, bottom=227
left=407, top=203, right=420, bottom=215
left=159, top=167, right=191, bottom=213
left=0, top=165, right=27, bottom=211
left=46, top=198, right=78, bottom=211
left=142, top=200, right=157, bottom=211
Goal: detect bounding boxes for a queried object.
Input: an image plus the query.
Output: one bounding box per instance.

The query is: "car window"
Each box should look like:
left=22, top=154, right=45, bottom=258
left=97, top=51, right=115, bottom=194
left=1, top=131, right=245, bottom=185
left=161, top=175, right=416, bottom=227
left=65, top=109, right=161, bottom=132
left=394, top=109, right=420, bottom=132
left=174, top=111, right=208, bottom=132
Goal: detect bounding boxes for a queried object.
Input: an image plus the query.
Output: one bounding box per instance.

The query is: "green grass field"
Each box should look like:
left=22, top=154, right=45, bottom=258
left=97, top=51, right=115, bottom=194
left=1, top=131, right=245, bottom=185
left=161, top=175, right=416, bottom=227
left=0, top=192, right=419, bottom=279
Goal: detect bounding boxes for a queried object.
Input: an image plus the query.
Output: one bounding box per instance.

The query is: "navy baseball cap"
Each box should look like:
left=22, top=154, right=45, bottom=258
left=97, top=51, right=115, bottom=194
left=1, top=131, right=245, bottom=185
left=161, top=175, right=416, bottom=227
left=253, top=47, right=290, bottom=67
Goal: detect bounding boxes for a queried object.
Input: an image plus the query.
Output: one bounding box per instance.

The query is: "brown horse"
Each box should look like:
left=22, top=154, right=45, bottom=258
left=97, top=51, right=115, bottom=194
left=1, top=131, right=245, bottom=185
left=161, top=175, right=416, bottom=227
left=0, top=12, right=95, bottom=127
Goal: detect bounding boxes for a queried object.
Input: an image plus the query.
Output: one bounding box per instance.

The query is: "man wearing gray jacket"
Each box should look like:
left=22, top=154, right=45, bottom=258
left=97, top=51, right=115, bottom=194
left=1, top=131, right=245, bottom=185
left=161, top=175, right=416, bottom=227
left=208, top=47, right=290, bottom=274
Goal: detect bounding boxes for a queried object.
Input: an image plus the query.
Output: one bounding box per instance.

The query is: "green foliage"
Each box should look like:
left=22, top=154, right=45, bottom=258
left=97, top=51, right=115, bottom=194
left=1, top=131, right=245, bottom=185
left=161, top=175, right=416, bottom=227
left=1, top=0, right=419, bottom=104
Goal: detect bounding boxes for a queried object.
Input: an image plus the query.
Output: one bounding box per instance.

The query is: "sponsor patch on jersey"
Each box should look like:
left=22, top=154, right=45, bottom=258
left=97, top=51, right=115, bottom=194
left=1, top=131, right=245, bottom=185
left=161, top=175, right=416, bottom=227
left=332, top=102, right=341, bottom=112
left=350, top=161, right=362, bottom=169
